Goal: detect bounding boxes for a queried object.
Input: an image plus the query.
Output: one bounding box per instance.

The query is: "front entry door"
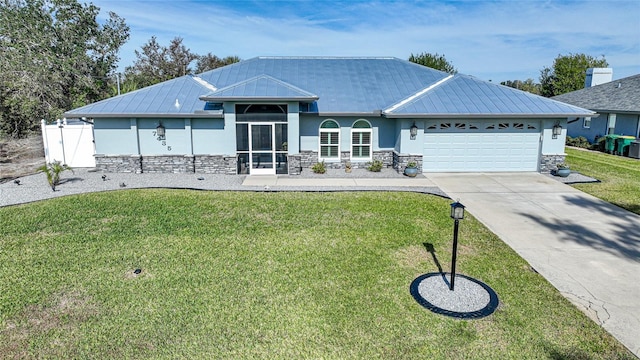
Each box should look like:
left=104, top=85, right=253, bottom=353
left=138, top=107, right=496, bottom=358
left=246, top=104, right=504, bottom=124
left=249, top=124, right=275, bottom=175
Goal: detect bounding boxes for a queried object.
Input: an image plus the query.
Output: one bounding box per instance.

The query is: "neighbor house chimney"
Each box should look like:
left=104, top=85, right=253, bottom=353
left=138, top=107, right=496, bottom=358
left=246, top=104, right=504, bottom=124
left=585, top=68, right=613, bottom=88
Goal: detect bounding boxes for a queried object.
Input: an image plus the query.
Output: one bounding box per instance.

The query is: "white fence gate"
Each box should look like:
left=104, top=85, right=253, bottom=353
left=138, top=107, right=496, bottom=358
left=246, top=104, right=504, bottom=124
left=41, top=119, right=95, bottom=168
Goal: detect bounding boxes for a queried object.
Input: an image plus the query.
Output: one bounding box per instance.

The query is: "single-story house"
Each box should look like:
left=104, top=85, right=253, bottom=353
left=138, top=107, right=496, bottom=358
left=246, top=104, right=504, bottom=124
left=64, top=56, right=594, bottom=175
left=553, top=73, right=640, bottom=143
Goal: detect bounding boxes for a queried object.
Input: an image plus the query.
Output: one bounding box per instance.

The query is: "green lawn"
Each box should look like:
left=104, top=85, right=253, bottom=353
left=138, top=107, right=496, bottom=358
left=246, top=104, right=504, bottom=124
left=565, top=147, right=640, bottom=215
left=0, top=191, right=634, bottom=359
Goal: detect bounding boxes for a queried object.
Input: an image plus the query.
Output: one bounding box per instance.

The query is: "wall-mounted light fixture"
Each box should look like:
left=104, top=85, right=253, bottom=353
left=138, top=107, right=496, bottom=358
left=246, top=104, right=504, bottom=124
left=552, top=122, right=562, bottom=139
left=410, top=122, right=418, bottom=140
left=156, top=122, right=166, bottom=140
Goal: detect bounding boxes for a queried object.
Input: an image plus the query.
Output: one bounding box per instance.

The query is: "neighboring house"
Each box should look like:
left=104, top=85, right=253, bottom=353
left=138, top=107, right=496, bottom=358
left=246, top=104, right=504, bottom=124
left=554, top=73, right=640, bottom=143
left=64, top=57, right=593, bottom=175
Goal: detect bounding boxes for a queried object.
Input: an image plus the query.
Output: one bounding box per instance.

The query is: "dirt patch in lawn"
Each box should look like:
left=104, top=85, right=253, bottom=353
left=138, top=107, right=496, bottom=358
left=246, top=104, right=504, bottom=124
left=0, top=290, right=99, bottom=358
left=0, top=134, right=45, bottom=183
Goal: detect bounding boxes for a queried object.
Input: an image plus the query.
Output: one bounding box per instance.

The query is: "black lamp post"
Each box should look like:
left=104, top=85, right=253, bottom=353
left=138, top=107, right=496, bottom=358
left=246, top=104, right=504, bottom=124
left=449, top=200, right=465, bottom=291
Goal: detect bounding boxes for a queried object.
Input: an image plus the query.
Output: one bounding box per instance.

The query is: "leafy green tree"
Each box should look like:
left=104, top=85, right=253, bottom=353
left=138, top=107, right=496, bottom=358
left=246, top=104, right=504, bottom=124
left=500, top=79, right=541, bottom=95
left=195, top=54, right=241, bottom=73
left=539, top=53, right=608, bottom=97
left=124, top=36, right=198, bottom=88
left=0, top=0, right=129, bottom=138
left=408, top=52, right=457, bottom=74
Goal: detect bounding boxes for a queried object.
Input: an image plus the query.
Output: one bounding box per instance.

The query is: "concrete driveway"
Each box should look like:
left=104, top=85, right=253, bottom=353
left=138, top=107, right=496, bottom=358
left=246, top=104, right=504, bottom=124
left=425, top=173, right=640, bottom=357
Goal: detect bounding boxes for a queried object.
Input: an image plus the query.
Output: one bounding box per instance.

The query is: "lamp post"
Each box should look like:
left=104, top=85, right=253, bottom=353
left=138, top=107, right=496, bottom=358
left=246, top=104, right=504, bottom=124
left=449, top=200, right=465, bottom=291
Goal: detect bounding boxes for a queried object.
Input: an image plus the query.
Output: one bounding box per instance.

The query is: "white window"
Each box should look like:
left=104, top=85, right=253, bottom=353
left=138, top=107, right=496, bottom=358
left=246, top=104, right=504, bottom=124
left=351, top=120, right=372, bottom=161
left=583, top=117, right=591, bottom=129
left=319, top=120, right=340, bottom=160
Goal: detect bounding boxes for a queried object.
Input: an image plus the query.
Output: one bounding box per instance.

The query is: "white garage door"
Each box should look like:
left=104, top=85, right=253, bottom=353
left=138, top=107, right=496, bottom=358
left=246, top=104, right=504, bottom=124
left=423, top=120, right=541, bottom=172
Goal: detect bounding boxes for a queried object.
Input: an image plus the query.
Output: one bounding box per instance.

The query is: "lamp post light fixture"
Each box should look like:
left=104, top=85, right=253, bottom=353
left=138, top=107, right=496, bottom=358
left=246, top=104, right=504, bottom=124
left=156, top=122, right=166, bottom=140
left=449, top=200, right=465, bottom=291
left=410, top=122, right=418, bottom=140
left=552, top=122, right=562, bottom=139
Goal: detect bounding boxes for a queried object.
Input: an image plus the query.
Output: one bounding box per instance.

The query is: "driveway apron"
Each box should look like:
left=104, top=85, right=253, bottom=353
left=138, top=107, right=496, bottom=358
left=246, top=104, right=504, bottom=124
left=426, top=173, right=640, bottom=357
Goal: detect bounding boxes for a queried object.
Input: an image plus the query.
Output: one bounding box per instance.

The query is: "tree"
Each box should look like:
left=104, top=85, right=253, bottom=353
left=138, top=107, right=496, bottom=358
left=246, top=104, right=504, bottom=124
left=500, top=79, right=541, bottom=95
left=408, top=52, right=457, bottom=74
left=124, top=36, right=198, bottom=88
left=539, top=53, right=608, bottom=97
left=195, top=54, right=241, bottom=73
left=0, top=0, right=129, bottom=138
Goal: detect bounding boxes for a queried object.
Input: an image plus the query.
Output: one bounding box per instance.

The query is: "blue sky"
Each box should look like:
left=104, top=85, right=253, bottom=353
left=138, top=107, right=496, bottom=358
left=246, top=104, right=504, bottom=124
left=91, top=0, right=640, bottom=83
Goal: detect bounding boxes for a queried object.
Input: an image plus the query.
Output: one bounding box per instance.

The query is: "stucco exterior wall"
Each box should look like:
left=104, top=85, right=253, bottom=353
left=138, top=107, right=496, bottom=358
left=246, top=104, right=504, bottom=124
left=93, top=118, right=138, bottom=154
left=298, top=115, right=396, bottom=163
left=192, top=118, right=226, bottom=154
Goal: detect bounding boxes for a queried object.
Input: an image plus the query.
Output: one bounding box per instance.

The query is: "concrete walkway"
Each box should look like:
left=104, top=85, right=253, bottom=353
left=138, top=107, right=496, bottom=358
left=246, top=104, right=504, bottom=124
left=242, top=174, right=437, bottom=187
left=425, top=172, right=640, bottom=357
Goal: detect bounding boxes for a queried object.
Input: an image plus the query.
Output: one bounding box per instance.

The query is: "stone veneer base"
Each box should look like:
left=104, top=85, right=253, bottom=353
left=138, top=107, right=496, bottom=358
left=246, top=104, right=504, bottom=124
left=95, top=154, right=237, bottom=174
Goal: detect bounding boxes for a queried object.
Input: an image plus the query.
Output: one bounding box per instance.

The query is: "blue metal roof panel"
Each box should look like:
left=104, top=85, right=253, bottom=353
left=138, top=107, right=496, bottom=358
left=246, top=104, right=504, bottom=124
left=65, top=76, right=215, bottom=116
left=201, top=75, right=318, bottom=100
left=197, top=57, right=449, bottom=113
left=387, top=74, right=594, bottom=116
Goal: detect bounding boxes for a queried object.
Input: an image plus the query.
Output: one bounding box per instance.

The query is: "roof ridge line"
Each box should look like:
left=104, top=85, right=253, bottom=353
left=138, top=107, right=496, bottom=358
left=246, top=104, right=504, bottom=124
left=205, top=74, right=318, bottom=97
left=383, top=75, right=454, bottom=113
left=190, top=75, right=217, bottom=92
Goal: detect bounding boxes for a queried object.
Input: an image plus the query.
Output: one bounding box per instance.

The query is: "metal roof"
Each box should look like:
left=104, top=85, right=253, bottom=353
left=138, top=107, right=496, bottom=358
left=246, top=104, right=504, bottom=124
left=65, top=75, right=219, bottom=118
left=552, top=74, right=640, bottom=114
left=200, top=74, right=319, bottom=102
left=65, top=56, right=594, bottom=118
left=386, top=74, right=595, bottom=118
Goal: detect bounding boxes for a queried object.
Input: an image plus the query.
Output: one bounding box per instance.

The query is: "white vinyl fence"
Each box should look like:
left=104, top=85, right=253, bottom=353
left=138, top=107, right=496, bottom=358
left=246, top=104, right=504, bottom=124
left=41, top=119, right=96, bottom=168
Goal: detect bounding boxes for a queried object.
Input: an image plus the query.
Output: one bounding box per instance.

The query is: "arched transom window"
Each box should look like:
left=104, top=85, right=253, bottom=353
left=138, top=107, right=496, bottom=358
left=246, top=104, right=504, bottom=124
left=351, top=120, right=372, bottom=161
left=319, top=120, right=340, bottom=160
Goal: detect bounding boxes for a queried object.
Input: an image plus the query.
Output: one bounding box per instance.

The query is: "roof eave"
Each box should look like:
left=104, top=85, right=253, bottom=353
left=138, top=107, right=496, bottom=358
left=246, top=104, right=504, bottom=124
left=383, top=113, right=597, bottom=119
left=199, top=96, right=319, bottom=102
left=63, top=112, right=224, bottom=119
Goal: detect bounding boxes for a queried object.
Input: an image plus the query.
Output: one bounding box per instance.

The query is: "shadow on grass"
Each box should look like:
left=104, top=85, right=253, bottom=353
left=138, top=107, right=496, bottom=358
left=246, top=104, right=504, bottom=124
left=519, top=194, right=640, bottom=261
left=422, top=242, right=449, bottom=287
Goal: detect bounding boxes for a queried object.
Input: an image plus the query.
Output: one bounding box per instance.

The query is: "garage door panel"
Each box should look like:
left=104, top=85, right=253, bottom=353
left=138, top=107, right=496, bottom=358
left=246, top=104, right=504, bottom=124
left=423, top=121, right=540, bottom=172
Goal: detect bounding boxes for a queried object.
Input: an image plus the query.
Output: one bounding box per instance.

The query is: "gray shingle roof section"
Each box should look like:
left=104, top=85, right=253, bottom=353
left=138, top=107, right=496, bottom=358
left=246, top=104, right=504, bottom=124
left=201, top=75, right=319, bottom=101
left=552, top=74, right=640, bottom=113
left=386, top=74, right=595, bottom=117
left=64, top=56, right=594, bottom=118
left=65, top=75, right=218, bottom=117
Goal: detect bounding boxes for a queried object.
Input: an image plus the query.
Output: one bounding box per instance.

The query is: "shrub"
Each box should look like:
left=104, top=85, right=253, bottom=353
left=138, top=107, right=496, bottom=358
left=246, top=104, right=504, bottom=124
left=592, top=136, right=606, bottom=151
left=367, top=159, right=383, bottom=172
left=311, top=161, right=326, bottom=174
left=38, top=161, right=72, bottom=191
left=565, top=136, right=591, bottom=149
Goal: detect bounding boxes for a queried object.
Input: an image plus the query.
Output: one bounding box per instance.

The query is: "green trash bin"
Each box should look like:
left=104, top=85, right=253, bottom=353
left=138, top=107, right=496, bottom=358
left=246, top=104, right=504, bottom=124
left=615, top=136, right=636, bottom=156
left=605, top=135, right=621, bottom=154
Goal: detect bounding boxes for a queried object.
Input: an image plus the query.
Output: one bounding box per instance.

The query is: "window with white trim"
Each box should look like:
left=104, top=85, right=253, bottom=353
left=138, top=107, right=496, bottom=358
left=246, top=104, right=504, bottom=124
left=319, top=120, right=340, bottom=160
left=583, top=117, right=591, bottom=129
left=351, top=120, right=372, bottom=161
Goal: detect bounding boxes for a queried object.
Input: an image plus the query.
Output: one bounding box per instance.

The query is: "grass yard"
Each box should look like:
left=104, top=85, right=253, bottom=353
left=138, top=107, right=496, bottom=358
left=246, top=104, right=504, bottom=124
left=565, top=147, right=640, bottom=215
left=0, top=190, right=634, bottom=359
